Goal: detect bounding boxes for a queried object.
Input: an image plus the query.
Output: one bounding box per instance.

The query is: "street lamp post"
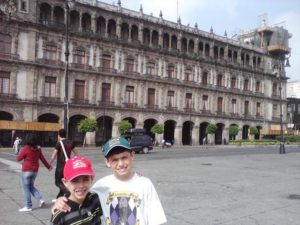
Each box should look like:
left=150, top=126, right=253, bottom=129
left=278, top=61, right=285, bottom=154
left=63, top=0, right=75, bottom=137
left=275, top=56, right=290, bottom=154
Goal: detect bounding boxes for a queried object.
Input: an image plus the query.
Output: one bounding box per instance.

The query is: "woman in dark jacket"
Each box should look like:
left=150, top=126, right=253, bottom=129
left=17, top=133, right=52, bottom=212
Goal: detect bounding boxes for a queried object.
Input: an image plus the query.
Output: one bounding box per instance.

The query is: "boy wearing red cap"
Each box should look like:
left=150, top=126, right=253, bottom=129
left=53, top=137, right=166, bottom=225
left=50, top=156, right=102, bottom=225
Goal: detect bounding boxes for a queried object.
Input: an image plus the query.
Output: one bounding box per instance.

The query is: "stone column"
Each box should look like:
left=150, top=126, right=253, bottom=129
left=91, top=13, right=96, bottom=33
left=192, top=125, right=199, bottom=145
left=174, top=125, right=182, bottom=146
left=85, top=132, right=96, bottom=146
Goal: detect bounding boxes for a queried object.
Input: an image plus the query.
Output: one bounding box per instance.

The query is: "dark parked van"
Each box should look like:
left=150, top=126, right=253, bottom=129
left=122, top=129, right=153, bottom=154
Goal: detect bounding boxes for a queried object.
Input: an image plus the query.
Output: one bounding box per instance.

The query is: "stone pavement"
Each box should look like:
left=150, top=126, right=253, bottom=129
left=1, top=147, right=300, bottom=225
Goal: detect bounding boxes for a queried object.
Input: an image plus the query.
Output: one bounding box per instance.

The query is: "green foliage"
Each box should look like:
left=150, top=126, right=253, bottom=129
left=229, top=125, right=239, bottom=136
left=276, top=135, right=300, bottom=143
left=150, top=123, right=164, bottom=134
left=77, top=118, right=97, bottom=148
left=205, top=123, right=217, bottom=134
left=249, top=126, right=258, bottom=135
left=229, top=139, right=279, bottom=145
left=77, top=118, right=97, bottom=133
left=118, top=120, right=132, bottom=135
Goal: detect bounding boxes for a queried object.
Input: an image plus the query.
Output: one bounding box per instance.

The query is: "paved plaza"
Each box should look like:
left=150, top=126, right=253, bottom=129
left=0, top=146, right=300, bottom=225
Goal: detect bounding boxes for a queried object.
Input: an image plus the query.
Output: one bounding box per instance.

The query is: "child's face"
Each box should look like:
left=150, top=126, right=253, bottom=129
left=105, top=151, right=135, bottom=181
left=63, top=175, right=94, bottom=204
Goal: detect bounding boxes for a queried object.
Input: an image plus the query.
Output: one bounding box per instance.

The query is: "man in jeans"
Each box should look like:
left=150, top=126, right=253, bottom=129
left=49, top=129, right=78, bottom=201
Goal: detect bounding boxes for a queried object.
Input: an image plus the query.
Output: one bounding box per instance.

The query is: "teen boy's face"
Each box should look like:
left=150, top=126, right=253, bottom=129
left=105, top=151, right=135, bottom=181
left=63, top=175, right=94, bottom=204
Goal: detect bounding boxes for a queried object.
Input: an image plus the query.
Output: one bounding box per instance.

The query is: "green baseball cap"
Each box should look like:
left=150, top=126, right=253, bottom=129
left=103, top=137, right=131, bottom=157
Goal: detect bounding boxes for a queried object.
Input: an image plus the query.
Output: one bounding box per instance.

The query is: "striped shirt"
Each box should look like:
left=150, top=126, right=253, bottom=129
left=50, top=192, right=102, bottom=225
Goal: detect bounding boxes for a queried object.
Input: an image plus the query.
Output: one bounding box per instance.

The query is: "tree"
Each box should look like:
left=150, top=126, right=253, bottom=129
left=150, top=123, right=164, bottom=135
left=229, top=125, right=239, bottom=140
left=77, top=117, right=97, bottom=148
left=205, top=123, right=217, bottom=134
left=118, top=120, right=132, bottom=135
left=249, top=126, right=258, bottom=135
left=150, top=123, right=164, bottom=145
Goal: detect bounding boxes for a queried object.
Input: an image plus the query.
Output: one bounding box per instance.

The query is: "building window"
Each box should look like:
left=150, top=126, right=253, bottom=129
left=74, top=80, right=85, bottom=101
left=125, top=86, right=134, bottom=104
left=167, top=90, right=175, bottom=107
left=0, top=72, right=10, bottom=94
left=167, top=65, right=175, bottom=79
left=217, top=97, right=223, bottom=113
left=217, top=74, right=223, bottom=86
left=102, top=54, right=111, bottom=70
left=202, top=95, right=208, bottom=110
left=202, top=72, right=208, bottom=85
left=184, top=68, right=193, bottom=81
left=0, top=33, right=12, bottom=57
left=147, top=88, right=155, bottom=106
left=255, top=81, right=260, bottom=92
left=232, top=99, right=237, bottom=113
left=231, top=77, right=237, bottom=89
left=243, top=79, right=249, bottom=91
left=146, top=62, right=155, bottom=75
left=185, top=93, right=192, bottom=109
left=272, top=83, right=278, bottom=96
left=125, top=57, right=134, bottom=73
left=273, top=104, right=278, bottom=117
left=44, top=76, right=56, bottom=97
left=45, top=45, right=57, bottom=62
left=19, top=0, right=29, bottom=13
left=244, top=101, right=249, bottom=115
left=74, top=49, right=85, bottom=65
left=101, top=83, right=111, bottom=103
left=256, top=102, right=261, bottom=116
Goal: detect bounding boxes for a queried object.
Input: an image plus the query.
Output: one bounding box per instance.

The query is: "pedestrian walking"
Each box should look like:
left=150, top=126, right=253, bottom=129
left=49, top=129, right=78, bottom=201
left=13, top=137, right=21, bottom=154
left=17, top=133, right=52, bottom=212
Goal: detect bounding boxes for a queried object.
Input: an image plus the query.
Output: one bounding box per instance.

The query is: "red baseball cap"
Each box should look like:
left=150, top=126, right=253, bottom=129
left=63, top=156, right=95, bottom=181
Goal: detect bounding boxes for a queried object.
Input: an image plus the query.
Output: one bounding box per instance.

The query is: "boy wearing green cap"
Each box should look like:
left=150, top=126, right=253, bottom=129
left=53, top=137, right=167, bottom=225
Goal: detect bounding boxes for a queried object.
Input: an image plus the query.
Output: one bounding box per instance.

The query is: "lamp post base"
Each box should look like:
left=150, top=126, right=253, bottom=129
left=279, top=143, right=286, bottom=154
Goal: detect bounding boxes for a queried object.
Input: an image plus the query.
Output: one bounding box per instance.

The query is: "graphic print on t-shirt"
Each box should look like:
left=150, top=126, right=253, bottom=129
left=106, top=191, right=141, bottom=225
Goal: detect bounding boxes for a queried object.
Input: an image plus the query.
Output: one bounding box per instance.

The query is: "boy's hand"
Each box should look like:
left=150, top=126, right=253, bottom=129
left=51, top=197, right=70, bottom=214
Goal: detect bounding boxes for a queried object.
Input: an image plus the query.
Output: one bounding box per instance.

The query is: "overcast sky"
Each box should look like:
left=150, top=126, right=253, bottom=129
left=99, top=0, right=300, bottom=81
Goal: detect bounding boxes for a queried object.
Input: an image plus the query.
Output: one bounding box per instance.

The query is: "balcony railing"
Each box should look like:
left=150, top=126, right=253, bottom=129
left=0, top=93, right=18, bottom=100
left=144, top=104, right=159, bottom=110
left=71, top=98, right=89, bottom=105
left=0, top=52, right=20, bottom=60
left=97, top=67, right=117, bottom=73
left=165, top=106, right=178, bottom=112
left=40, top=96, right=61, bottom=103
left=200, top=109, right=212, bottom=115
left=272, top=117, right=281, bottom=122
left=230, top=113, right=240, bottom=118
left=216, top=111, right=226, bottom=116
left=98, top=100, right=115, bottom=107
left=36, top=58, right=63, bottom=66
left=184, top=107, right=194, bottom=113
left=123, top=102, right=138, bottom=108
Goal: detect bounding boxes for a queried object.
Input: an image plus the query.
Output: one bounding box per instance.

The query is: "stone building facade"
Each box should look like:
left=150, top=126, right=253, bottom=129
left=0, top=0, right=291, bottom=147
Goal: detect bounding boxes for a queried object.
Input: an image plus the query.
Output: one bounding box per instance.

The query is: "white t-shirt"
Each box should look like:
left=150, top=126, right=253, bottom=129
left=92, top=173, right=167, bottom=225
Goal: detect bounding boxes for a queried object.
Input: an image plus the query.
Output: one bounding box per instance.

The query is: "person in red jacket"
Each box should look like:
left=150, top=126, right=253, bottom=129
left=17, top=133, right=52, bottom=212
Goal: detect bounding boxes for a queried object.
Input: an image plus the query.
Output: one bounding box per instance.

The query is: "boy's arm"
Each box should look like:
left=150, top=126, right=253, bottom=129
left=39, top=150, right=52, bottom=170
left=49, top=149, right=58, bottom=165
left=72, top=148, right=79, bottom=156
left=51, top=196, right=71, bottom=214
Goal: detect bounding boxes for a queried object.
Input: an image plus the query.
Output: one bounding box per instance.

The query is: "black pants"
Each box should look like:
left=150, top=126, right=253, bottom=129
left=55, top=167, right=69, bottom=198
